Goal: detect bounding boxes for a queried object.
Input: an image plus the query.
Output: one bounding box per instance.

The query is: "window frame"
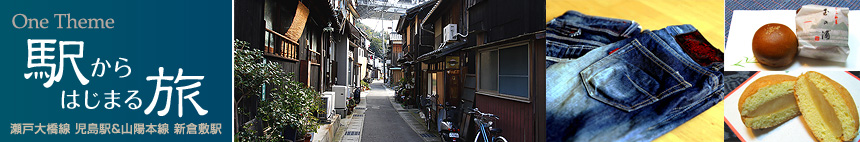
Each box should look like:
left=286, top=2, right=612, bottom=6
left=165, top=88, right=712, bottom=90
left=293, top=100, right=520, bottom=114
left=475, top=40, right=531, bottom=103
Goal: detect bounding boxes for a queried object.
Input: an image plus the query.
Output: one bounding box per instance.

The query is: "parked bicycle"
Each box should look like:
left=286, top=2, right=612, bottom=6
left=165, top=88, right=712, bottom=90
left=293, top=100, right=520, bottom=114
left=352, top=87, right=361, bottom=104
left=393, top=84, right=407, bottom=104
left=422, top=94, right=436, bottom=131
left=467, top=108, right=507, bottom=142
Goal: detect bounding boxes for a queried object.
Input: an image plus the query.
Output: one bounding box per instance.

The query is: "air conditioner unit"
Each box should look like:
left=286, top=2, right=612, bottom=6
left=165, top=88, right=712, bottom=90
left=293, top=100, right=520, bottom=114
left=333, top=85, right=349, bottom=109
left=321, top=92, right=336, bottom=118
left=443, top=24, right=458, bottom=43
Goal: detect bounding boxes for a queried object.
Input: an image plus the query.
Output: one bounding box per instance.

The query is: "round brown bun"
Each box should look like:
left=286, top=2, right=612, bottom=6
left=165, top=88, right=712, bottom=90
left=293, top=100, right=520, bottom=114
left=752, top=23, right=798, bottom=67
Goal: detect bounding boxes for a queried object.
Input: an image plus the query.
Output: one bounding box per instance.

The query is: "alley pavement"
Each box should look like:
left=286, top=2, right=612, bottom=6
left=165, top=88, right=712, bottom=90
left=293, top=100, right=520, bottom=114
left=333, top=80, right=439, bottom=142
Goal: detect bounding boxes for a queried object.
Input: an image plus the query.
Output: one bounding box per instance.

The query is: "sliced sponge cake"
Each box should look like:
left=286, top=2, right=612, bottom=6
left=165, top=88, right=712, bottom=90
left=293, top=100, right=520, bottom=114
left=739, top=74, right=800, bottom=129
left=795, top=71, right=859, bottom=141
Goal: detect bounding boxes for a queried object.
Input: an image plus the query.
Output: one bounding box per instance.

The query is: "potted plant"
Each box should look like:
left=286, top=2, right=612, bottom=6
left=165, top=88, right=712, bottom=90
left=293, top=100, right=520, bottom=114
left=346, top=97, right=357, bottom=115
left=361, top=80, right=371, bottom=91
left=234, top=40, right=322, bottom=142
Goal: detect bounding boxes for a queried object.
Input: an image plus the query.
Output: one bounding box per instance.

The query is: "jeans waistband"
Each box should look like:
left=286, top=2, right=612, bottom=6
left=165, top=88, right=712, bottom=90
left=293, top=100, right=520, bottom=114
left=547, top=10, right=641, bottom=59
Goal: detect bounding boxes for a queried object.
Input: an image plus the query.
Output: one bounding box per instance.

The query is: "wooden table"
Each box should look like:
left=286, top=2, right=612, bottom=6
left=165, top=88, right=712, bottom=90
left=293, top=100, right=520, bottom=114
left=546, top=0, right=724, bottom=141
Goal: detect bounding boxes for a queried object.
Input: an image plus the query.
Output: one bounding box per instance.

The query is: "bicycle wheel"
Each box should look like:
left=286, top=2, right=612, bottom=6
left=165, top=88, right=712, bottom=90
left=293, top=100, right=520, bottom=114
left=493, top=136, right=507, bottom=142
left=425, top=108, right=433, bottom=131
left=473, top=132, right=481, bottom=142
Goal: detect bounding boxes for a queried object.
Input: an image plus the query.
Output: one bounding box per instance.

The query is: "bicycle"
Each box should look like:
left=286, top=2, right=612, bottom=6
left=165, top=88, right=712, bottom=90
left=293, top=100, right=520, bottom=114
left=422, top=94, right=436, bottom=131
left=467, top=108, right=507, bottom=142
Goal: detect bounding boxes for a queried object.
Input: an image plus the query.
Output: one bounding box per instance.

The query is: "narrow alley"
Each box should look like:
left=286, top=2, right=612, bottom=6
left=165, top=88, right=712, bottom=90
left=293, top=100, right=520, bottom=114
left=334, top=80, right=439, bottom=142
left=360, top=80, right=429, bottom=141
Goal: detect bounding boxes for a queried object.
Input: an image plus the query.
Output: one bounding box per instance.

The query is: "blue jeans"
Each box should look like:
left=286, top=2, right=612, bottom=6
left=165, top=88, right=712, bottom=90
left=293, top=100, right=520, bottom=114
left=546, top=11, right=724, bottom=142
left=546, top=11, right=640, bottom=67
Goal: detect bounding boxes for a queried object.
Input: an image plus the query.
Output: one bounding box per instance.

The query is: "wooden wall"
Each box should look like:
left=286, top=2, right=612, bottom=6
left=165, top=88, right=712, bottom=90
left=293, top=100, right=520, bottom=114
left=474, top=93, right=535, bottom=142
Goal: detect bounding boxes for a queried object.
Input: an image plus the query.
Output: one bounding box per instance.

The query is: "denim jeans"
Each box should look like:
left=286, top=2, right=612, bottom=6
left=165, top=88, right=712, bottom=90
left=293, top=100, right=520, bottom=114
left=545, top=11, right=724, bottom=142
left=546, top=11, right=640, bottom=67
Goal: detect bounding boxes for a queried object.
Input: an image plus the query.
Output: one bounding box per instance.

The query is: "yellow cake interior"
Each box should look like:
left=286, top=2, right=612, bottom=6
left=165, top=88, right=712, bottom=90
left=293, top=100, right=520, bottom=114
left=740, top=81, right=800, bottom=129
left=794, top=71, right=858, bottom=141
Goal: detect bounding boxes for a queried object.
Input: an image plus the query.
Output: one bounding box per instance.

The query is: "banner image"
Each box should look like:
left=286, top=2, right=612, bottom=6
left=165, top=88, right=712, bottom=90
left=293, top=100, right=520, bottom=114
left=2, top=0, right=232, bottom=141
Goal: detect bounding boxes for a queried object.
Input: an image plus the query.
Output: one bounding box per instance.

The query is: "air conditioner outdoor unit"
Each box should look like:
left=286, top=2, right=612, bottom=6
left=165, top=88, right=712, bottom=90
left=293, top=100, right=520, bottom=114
left=443, top=24, right=457, bottom=43
left=321, top=92, right=335, bottom=118
left=333, top=85, right=349, bottom=109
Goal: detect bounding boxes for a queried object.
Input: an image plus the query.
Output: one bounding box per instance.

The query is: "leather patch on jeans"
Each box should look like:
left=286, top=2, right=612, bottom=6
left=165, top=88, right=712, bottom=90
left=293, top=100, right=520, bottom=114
left=674, top=31, right=723, bottom=66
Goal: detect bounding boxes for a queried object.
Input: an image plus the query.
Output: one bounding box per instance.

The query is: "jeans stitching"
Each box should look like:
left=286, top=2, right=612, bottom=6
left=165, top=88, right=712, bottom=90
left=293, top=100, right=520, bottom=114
left=554, top=20, right=625, bottom=37
left=581, top=43, right=643, bottom=111
left=547, top=32, right=611, bottom=47
left=622, top=21, right=640, bottom=37
left=547, top=39, right=601, bottom=50
left=626, top=73, right=659, bottom=100
left=645, top=30, right=719, bottom=96
left=631, top=39, right=689, bottom=98
left=662, top=33, right=721, bottom=92
left=561, top=11, right=636, bottom=31
left=646, top=30, right=712, bottom=77
left=650, top=31, right=708, bottom=75
left=583, top=41, right=666, bottom=111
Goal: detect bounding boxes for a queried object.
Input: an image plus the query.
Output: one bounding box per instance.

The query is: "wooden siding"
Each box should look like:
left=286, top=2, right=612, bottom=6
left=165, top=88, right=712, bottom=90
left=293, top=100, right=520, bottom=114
left=475, top=93, right=534, bottom=142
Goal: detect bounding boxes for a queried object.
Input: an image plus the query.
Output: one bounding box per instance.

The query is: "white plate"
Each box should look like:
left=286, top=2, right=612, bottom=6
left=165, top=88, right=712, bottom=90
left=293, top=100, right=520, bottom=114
left=724, top=10, right=860, bottom=71
left=725, top=71, right=860, bottom=142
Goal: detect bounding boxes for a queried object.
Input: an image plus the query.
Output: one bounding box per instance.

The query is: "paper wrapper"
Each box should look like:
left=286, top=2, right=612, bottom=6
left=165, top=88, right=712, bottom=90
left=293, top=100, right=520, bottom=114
left=796, top=5, right=850, bottom=62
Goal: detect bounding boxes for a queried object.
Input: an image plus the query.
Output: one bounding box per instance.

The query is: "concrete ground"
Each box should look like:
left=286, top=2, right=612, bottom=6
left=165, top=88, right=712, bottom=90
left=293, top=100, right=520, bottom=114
left=329, top=80, right=440, bottom=142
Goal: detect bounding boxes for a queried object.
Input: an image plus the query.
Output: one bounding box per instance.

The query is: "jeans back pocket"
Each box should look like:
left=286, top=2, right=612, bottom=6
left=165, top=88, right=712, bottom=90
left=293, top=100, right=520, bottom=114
left=580, top=39, right=690, bottom=112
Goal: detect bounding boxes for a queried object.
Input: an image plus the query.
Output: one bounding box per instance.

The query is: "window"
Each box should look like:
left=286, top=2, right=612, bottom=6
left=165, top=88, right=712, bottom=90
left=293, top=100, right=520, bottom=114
left=428, top=72, right=437, bottom=95
left=477, top=42, right=529, bottom=101
left=263, top=0, right=275, bottom=49
left=479, top=50, right=497, bottom=91
left=309, top=33, right=316, bottom=52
